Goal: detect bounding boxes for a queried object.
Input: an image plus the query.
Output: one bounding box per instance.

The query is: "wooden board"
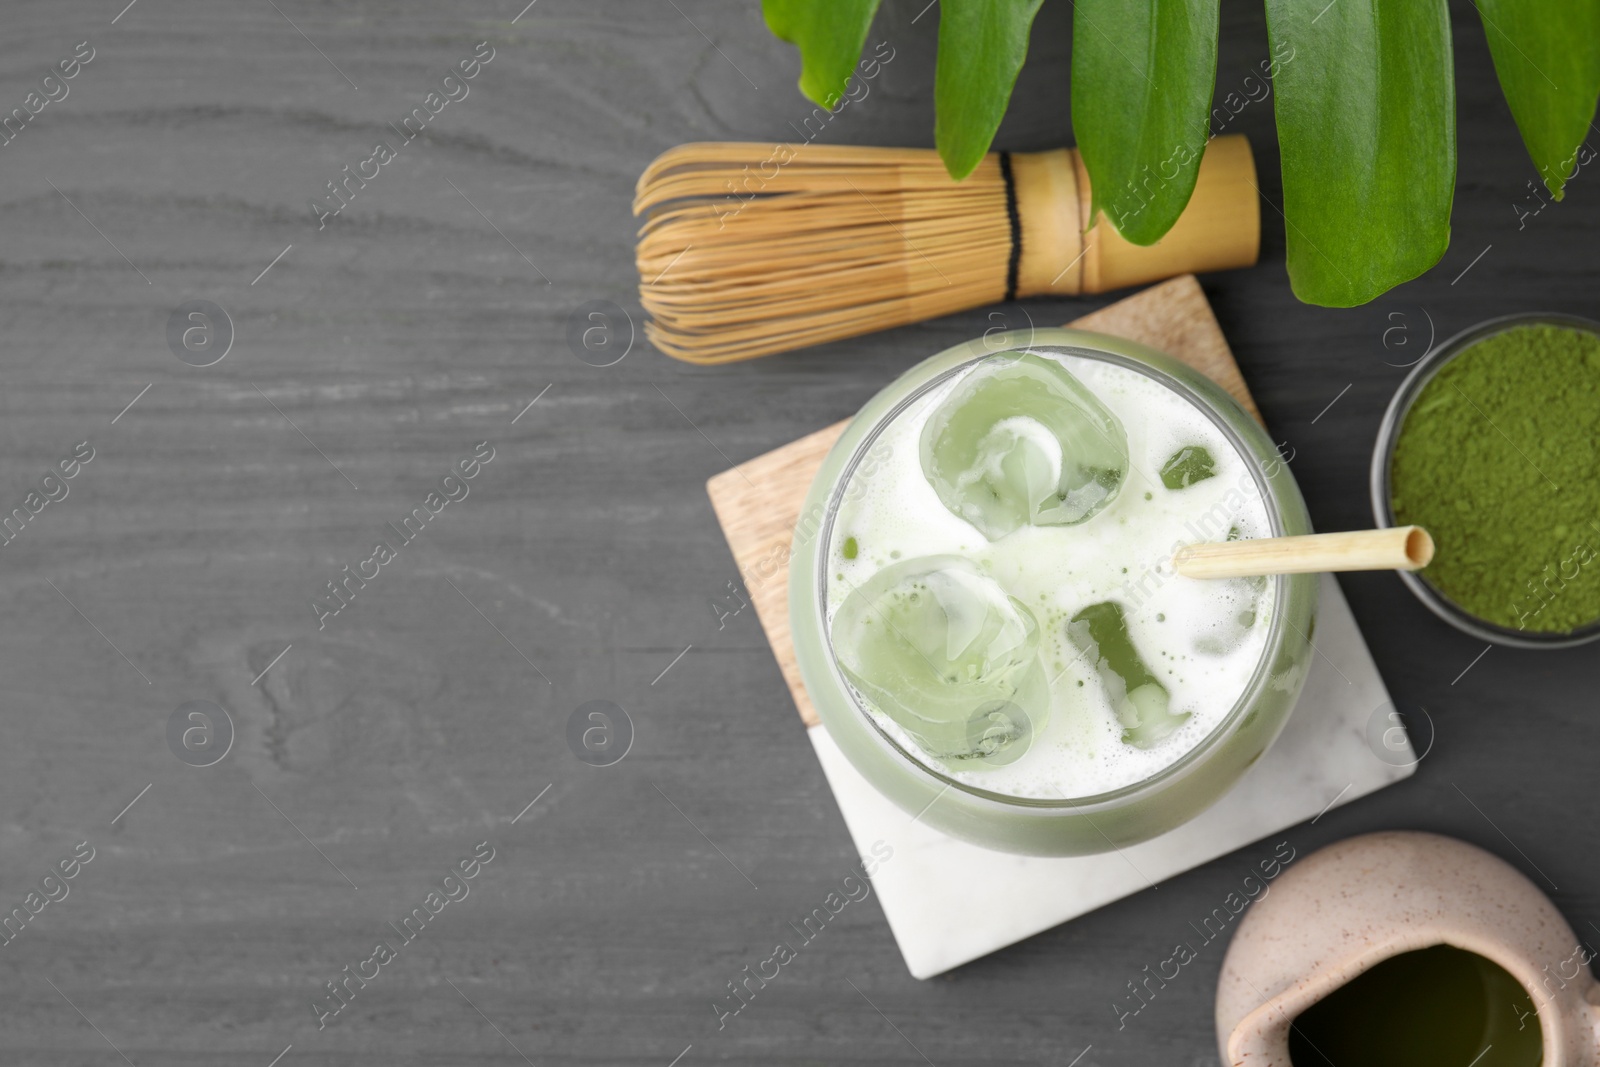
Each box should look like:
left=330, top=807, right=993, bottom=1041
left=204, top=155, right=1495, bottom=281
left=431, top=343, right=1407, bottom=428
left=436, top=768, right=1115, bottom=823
left=706, top=273, right=1260, bottom=727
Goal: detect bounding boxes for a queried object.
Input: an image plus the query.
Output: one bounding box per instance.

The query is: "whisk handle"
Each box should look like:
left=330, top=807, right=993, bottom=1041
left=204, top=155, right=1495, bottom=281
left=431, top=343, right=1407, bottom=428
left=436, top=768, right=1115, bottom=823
left=1014, top=134, right=1261, bottom=299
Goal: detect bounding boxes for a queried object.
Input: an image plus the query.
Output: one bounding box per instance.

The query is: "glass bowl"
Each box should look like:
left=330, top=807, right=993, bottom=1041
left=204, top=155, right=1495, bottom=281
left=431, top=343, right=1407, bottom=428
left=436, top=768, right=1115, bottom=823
left=1370, top=312, right=1600, bottom=650
left=789, top=328, right=1319, bottom=857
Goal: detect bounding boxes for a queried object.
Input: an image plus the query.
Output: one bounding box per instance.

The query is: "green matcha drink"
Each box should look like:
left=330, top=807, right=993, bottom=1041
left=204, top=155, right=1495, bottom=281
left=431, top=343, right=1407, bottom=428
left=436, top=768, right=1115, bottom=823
left=792, top=329, right=1318, bottom=856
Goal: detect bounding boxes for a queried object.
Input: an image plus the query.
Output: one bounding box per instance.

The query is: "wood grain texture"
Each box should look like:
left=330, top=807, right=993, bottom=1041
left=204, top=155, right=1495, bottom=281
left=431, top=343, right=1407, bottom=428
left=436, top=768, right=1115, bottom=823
left=0, top=1, right=1597, bottom=1065
left=708, top=274, right=1248, bottom=728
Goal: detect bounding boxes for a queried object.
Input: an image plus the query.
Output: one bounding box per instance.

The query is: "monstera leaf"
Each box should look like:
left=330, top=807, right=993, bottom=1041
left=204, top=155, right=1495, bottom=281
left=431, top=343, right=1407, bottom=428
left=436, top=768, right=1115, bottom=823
left=1474, top=0, right=1600, bottom=199
left=934, top=0, right=1046, bottom=179
left=1071, top=0, right=1219, bottom=245
left=1264, top=0, right=1456, bottom=306
left=762, top=0, right=882, bottom=107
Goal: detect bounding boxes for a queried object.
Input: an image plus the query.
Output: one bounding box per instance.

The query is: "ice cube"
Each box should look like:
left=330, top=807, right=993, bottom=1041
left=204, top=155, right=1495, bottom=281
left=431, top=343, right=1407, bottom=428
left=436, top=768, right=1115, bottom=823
left=961, top=697, right=1037, bottom=766
left=831, top=556, right=1048, bottom=765
left=921, top=352, right=1127, bottom=540
left=1067, top=600, right=1191, bottom=749
left=1160, top=444, right=1217, bottom=489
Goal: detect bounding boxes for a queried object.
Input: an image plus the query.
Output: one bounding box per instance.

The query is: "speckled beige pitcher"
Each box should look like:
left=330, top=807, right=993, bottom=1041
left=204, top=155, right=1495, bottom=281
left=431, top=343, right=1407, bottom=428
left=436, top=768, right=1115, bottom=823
left=1217, top=831, right=1600, bottom=1065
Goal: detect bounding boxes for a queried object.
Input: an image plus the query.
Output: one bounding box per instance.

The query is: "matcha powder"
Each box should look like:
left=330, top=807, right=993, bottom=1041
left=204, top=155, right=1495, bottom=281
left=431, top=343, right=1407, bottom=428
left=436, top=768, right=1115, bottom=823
left=1390, top=324, right=1600, bottom=633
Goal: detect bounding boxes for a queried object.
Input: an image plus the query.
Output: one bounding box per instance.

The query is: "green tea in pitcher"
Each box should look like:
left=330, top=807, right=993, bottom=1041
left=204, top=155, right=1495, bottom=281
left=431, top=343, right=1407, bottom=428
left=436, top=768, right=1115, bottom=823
left=1288, top=944, right=1542, bottom=1067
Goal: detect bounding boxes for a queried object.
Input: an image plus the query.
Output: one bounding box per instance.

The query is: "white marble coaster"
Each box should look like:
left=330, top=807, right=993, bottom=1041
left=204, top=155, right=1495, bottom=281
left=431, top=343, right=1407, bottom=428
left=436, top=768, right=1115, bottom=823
left=809, top=574, right=1414, bottom=979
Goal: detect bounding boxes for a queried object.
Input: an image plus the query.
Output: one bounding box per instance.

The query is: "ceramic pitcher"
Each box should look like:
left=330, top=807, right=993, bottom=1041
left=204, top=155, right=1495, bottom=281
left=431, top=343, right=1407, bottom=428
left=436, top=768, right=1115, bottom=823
left=1216, top=830, right=1600, bottom=1065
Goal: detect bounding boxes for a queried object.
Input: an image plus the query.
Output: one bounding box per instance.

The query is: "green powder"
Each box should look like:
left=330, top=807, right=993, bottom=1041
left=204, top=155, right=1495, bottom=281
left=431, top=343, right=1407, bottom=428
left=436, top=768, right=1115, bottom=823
left=1390, top=324, right=1600, bottom=633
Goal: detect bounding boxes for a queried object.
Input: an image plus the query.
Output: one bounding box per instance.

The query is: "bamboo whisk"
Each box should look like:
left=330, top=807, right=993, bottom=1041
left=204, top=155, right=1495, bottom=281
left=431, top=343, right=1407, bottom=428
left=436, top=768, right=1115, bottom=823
left=633, top=135, right=1261, bottom=364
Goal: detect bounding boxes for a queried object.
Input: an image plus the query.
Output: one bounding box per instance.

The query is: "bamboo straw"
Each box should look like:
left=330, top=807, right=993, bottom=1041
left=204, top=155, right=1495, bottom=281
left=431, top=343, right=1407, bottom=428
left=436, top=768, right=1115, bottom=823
left=1171, top=527, right=1434, bottom=580
left=633, top=135, right=1261, bottom=364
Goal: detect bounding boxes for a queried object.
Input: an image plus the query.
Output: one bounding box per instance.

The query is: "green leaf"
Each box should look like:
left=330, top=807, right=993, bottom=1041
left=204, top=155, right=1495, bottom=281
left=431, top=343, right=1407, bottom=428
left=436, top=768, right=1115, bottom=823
left=1475, top=0, right=1600, bottom=199
left=934, top=0, right=1046, bottom=180
left=1070, top=0, right=1220, bottom=246
left=762, top=0, right=883, bottom=109
left=1265, top=0, right=1456, bottom=307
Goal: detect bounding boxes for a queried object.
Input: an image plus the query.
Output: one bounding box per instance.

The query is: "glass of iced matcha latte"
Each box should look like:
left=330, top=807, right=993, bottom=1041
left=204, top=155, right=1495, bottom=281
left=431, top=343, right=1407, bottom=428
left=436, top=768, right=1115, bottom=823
left=790, top=329, right=1319, bottom=856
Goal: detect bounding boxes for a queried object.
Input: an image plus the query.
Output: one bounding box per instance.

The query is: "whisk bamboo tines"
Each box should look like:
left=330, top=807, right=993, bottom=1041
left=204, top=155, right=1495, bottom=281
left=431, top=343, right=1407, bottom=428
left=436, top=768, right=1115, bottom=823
left=633, top=135, right=1261, bottom=365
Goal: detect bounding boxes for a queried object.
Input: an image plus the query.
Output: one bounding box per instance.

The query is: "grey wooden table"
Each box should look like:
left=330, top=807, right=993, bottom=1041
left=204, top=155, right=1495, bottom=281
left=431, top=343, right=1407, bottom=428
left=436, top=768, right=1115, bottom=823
left=1, top=1, right=1595, bottom=1063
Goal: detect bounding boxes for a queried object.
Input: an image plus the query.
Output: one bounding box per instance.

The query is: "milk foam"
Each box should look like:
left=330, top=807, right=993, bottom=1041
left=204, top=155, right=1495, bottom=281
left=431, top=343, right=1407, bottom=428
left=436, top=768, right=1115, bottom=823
left=826, top=350, right=1276, bottom=800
